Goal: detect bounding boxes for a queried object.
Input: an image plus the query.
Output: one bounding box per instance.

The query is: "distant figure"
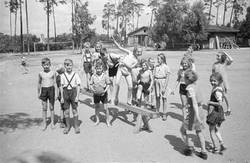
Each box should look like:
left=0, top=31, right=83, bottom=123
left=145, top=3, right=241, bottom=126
left=38, top=57, right=57, bottom=131
left=180, top=70, right=207, bottom=160
left=154, top=53, right=171, bottom=120
left=21, top=56, right=28, bottom=74
left=206, top=73, right=230, bottom=154
left=60, top=59, right=81, bottom=134
left=90, top=59, right=111, bottom=126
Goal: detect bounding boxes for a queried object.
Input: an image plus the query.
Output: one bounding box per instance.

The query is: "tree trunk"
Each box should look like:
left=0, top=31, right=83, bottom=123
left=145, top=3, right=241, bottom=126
left=52, top=3, right=57, bottom=42
left=216, top=6, right=219, bottom=25
left=46, top=0, right=50, bottom=51
left=9, top=9, right=12, bottom=37
left=14, top=10, right=17, bottom=41
left=25, top=0, right=30, bottom=54
left=108, top=10, right=110, bottom=38
left=71, top=0, right=74, bottom=50
left=229, top=5, right=234, bottom=27
left=149, top=10, right=154, bottom=28
left=136, top=14, right=139, bottom=29
left=19, top=0, right=24, bottom=54
left=208, top=0, right=213, bottom=23
left=223, top=0, right=227, bottom=26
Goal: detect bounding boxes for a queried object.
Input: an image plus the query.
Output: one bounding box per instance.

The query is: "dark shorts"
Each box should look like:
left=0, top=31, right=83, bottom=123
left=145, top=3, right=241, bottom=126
left=108, top=64, right=118, bottom=77
left=83, top=62, right=92, bottom=74
left=179, top=83, right=187, bottom=95
left=39, top=86, right=55, bottom=106
left=139, top=82, right=150, bottom=95
left=93, top=92, right=108, bottom=104
left=63, top=88, right=78, bottom=110
left=21, top=61, right=26, bottom=66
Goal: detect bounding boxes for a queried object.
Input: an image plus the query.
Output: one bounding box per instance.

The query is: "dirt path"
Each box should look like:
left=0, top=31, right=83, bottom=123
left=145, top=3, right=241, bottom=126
left=0, top=49, right=250, bottom=163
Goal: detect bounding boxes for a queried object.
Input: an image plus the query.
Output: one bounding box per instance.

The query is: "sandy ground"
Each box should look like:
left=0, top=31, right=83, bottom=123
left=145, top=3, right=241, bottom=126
left=0, top=48, right=250, bottom=163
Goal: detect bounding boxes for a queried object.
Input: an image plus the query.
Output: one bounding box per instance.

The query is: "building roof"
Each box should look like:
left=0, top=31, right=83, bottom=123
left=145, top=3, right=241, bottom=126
left=127, top=26, right=149, bottom=36
left=205, top=25, right=239, bottom=33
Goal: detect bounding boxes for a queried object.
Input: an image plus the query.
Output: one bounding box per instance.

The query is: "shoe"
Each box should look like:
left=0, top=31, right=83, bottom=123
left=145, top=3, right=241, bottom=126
left=162, top=114, right=167, bottom=121
left=197, top=151, right=208, bottom=160
left=63, top=127, right=70, bottom=134
left=74, top=116, right=80, bottom=134
left=183, top=147, right=194, bottom=156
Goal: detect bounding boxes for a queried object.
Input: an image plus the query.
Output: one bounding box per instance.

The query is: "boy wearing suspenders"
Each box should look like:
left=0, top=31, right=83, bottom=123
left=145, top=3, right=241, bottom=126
left=60, top=59, right=81, bottom=134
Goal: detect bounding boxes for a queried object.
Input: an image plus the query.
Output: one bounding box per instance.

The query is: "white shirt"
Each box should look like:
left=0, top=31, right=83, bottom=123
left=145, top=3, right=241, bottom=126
left=61, top=72, right=81, bottom=89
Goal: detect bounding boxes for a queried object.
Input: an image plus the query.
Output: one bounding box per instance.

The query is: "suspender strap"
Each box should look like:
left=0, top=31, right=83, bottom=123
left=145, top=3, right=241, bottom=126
left=63, top=73, right=76, bottom=89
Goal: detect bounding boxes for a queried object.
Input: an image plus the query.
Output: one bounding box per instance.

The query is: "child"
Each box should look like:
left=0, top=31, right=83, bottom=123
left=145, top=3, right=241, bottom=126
left=21, top=56, right=28, bottom=74
left=111, top=36, right=141, bottom=105
left=212, top=51, right=233, bottom=114
left=38, top=57, right=57, bottom=130
left=147, top=57, right=156, bottom=109
left=136, top=60, right=154, bottom=106
left=154, top=53, right=171, bottom=120
left=80, top=42, right=92, bottom=91
left=89, top=59, right=111, bottom=126
left=56, top=65, right=66, bottom=128
left=171, top=57, right=193, bottom=120
left=60, top=59, right=81, bottom=134
left=180, top=69, right=207, bottom=160
left=212, top=51, right=233, bottom=94
left=206, top=72, right=230, bottom=153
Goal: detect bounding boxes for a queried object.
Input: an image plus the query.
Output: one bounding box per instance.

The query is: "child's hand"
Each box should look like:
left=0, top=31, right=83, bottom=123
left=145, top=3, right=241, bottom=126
left=170, top=90, right=175, bottom=95
left=225, top=109, right=231, bottom=116
left=75, top=97, right=79, bottom=103
left=61, top=98, right=64, bottom=104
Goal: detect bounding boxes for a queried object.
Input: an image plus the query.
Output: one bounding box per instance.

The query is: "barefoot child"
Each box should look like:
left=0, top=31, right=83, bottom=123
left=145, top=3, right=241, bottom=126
left=136, top=60, right=154, bottom=106
left=56, top=65, right=66, bottom=128
left=60, top=59, right=81, bottom=134
left=206, top=72, right=230, bottom=153
left=80, top=42, right=92, bottom=91
left=154, top=53, right=171, bottom=120
left=38, top=57, right=57, bottom=130
left=171, top=57, right=193, bottom=120
left=180, top=69, right=208, bottom=160
left=147, top=57, right=156, bottom=109
left=21, top=56, right=28, bottom=74
left=112, top=36, right=141, bottom=105
left=90, top=59, right=111, bottom=126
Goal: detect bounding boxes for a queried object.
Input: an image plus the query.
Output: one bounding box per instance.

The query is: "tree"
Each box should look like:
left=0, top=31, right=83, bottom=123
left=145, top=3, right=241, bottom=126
left=148, top=0, right=161, bottom=28
left=73, top=1, right=96, bottom=48
left=134, top=2, right=144, bottom=29
left=238, top=7, right=250, bottom=40
left=183, top=1, right=208, bottom=45
left=25, top=0, right=30, bottom=54
left=229, top=0, right=247, bottom=27
left=151, top=0, right=188, bottom=48
left=213, top=0, right=223, bottom=25
left=19, top=0, right=24, bottom=53
left=102, top=2, right=115, bottom=38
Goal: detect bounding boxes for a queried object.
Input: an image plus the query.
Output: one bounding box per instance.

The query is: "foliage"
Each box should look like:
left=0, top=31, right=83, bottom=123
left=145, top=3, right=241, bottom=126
left=73, top=1, right=96, bottom=47
left=102, top=2, right=116, bottom=37
left=238, top=6, right=250, bottom=39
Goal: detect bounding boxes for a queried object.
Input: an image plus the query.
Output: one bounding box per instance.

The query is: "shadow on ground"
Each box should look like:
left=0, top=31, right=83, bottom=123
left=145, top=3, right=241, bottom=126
left=8, top=150, right=78, bottom=163
left=0, top=112, right=43, bottom=134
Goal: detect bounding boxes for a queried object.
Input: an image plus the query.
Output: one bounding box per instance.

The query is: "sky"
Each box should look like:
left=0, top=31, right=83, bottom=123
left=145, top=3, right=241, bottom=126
left=0, top=0, right=249, bottom=37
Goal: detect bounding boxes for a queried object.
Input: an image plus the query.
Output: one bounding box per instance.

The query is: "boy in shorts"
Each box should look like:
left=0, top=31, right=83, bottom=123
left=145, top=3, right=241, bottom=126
left=60, top=59, right=81, bottom=134
left=90, top=59, right=111, bottom=126
left=38, top=57, right=57, bottom=130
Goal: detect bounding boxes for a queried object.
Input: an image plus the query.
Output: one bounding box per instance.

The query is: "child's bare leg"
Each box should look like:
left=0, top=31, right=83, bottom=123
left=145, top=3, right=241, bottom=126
left=113, top=70, right=122, bottom=104
left=63, top=109, right=70, bottom=134
left=104, top=103, right=110, bottom=126
left=125, top=74, right=133, bottom=105
left=180, top=94, right=188, bottom=121
left=180, top=125, right=191, bottom=146
left=162, top=98, right=167, bottom=120
left=72, top=108, right=80, bottom=134
left=108, top=77, right=114, bottom=101
left=209, top=125, right=217, bottom=149
left=60, top=106, right=65, bottom=128
left=49, top=103, right=55, bottom=129
left=196, top=130, right=206, bottom=153
left=95, top=103, right=100, bottom=125
left=214, top=126, right=226, bottom=151
left=41, top=101, right=47, bottom=131
left=136, top=85, right=143, bottom=103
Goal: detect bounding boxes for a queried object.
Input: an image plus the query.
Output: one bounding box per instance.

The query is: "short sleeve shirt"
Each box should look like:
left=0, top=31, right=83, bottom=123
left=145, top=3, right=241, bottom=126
left=154, top=64, right=171, bottom=78
left=61, top=72, right=81, bottom=89
left=90, top=73, right=111, bottom=93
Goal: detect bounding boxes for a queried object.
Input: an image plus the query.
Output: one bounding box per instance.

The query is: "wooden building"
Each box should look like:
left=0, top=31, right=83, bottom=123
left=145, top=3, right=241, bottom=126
left=127, top=26, right=153, bottom=46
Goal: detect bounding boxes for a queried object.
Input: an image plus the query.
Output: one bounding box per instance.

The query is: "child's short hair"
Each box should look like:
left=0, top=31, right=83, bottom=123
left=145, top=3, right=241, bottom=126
left=84, top=42, right=90, bottom=48
left=218, top=51, right=227, bottom=63
left=140, top=59, right=149, bottom=69
left=158, top=53, right=166, bottom=64
left=184, top=69, right=198, bottom=84
left=95, top=59, right=104, bottom=69
left=180, top=56, right=192, bottom=68
left=64, top=59, right=73, bottom=65
left=41, top=57, right=51, bottom=65
left=210, top=72, right=223, bottom=84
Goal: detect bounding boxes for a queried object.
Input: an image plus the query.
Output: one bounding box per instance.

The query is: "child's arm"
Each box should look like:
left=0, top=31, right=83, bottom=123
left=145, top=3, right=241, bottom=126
left=224, top=52, right=233, bottom=65
left=191, top=95, right=202, bottom=123
left=60, top=76, right=64, bottom=103
left=54, top=72, right=58, bottom=100
left=149, top=71, right=154, bottom=90
left=171, top=71, right=181, bottom=94
left=112, top=36, right=131, bottom=55
left=37, top=73, right=42, bottom=99
left=163, top=66, right=171, bottom=91
left=104, top=75, right=111, bottom=93
left=223, top=94, right=231, bottom=115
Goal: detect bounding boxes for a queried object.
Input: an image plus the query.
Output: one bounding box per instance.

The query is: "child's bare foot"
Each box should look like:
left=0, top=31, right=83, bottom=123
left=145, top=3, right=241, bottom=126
left=41, top=123, right=47, bottom=131
left=94, top=121, right=100, bottom=126
left=75, top=127, right=80, bottom=134
left=63, top=127, right=70, bottom=134
left=51, top=124, right=56, bottom=130
left=106, top=121, right=111, bottom=127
